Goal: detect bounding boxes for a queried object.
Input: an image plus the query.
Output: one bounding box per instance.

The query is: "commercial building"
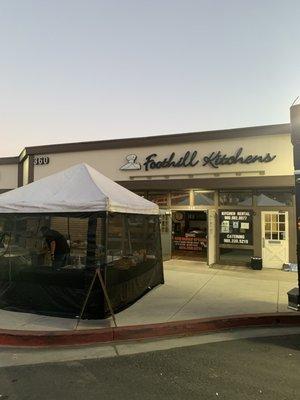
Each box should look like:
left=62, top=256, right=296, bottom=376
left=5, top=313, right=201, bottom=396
left=0, top=122, right=296, bottom=269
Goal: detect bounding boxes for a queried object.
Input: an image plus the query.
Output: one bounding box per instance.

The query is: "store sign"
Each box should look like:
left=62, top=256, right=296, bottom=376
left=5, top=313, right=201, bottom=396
left=203, top=147, right=276, bottom=169
left=143, top=151, right=199, bottom=171
left=219, top=210, right=253, bottom=245
left=120, top=154, right=141, bottom=170
left=120, top=147, right=276, bottom=171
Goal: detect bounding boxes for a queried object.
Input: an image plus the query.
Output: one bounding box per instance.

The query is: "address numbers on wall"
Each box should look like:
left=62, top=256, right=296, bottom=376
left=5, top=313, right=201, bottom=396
left=34, top=156, right=50, bottom=166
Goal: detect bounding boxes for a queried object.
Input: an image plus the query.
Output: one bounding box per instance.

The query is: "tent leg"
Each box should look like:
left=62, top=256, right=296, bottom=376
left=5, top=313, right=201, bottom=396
left=75, top=267, right=117, bottom=329
left=74, top=270, right=98, bottom=330
left=96, top=268, right=118, bottom=328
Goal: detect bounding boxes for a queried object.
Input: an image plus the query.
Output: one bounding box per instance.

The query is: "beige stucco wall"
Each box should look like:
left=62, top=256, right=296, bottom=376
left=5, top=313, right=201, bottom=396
left=0, top=164, right=18, bottom=189
left=33, top=133, right=294, bottom=182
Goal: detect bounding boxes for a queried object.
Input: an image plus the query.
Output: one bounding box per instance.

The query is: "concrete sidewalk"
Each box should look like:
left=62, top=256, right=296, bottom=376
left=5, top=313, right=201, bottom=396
left=0, top=260, right=297, bottom=332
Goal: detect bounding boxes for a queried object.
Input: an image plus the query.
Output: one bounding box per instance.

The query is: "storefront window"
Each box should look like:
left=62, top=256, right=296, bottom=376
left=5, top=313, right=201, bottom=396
left=219, top=210, right=253, bottom=245
left=263, top=212, right=287, bottom=240
left=219, top=191, right=252, bottom=206
left=256, top=191, right=293, bottom=206
left=171, top=192, right=190, bottom=206
left=194, top=191, right=215, bottom=206
left=148, top=193, right=168, bottom=207
left=219, top=248, right=253, bottom=264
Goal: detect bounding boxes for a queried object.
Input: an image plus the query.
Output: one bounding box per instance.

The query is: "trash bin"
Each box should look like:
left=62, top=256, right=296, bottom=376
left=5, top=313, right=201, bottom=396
left=250, top=257, right=262, bottom=270
left=287, top=287, right=300, bottom=311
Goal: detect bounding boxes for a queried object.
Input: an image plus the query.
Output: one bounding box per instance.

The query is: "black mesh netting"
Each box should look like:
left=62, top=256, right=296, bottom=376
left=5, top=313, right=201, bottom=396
left=0, top=212, right=164, bottom=319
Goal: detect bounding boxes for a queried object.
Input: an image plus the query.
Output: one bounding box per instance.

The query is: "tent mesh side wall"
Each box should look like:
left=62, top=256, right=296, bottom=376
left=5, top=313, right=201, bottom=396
left=0, top=212, right=163, bottom=319
left=106, top=213, right=164, bottom=314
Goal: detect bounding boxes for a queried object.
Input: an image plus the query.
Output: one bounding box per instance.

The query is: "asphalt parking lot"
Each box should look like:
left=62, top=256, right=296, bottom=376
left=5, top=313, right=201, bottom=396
left=0, top=332, right=299, bottom=400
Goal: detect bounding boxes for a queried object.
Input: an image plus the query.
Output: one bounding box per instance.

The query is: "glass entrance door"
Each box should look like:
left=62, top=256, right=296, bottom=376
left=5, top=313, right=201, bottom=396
left=172, top=211, right=208, bottom=261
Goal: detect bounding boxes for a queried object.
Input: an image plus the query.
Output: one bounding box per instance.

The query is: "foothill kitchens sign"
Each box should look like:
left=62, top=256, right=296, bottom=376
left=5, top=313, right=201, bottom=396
left=120, top=147, right=276, bottom=171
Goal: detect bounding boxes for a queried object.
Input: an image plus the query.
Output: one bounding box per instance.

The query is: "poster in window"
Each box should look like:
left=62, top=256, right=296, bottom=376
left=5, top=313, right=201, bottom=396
left=221, top=220, right=230, bottom=233
left=219, top=210, right=253, bottom=245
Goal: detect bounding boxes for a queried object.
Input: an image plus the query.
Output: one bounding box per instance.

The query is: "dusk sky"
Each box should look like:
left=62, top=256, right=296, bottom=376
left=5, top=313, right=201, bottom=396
left=1, top=0, right=300, bottom=157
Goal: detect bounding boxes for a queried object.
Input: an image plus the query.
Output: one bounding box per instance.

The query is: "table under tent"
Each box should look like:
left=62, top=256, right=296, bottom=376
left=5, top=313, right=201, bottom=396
left=0, top=163, right=163, bottom=319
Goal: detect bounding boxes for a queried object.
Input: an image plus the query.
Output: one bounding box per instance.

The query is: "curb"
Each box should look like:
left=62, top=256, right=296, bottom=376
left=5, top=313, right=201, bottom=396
left=0, top=312, right=299, bottom=347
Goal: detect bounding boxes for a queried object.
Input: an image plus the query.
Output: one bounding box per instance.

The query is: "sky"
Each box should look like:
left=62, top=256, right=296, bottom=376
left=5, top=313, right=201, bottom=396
left=0, top=0, right=300, bottom=157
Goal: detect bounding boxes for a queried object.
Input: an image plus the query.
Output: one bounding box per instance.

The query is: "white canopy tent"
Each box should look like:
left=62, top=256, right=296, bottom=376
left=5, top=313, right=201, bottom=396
left=0, top=163, right=158, bottom=215
left=0, top=164, right=163, bottom=320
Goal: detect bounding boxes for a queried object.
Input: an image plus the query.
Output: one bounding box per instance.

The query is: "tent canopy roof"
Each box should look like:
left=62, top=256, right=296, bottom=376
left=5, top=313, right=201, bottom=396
left=0, top=163, right=159, bottom=214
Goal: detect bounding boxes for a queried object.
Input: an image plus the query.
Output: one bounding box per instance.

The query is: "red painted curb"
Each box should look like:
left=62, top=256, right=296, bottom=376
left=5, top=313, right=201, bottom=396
left=113, top=313, right=300, bottom=342
left=0, top=328, right=113, bottom=347
left=0, top=312, right=299, bottom=347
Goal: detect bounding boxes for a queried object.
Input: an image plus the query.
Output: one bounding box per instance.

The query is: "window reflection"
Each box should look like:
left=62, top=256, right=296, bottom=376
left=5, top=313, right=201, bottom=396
left=194, top=191, right=215, bottom=206
left=171, top=192, right=190, bottom=206
left=148, top=193, right=168, bottom=207
left=219, top=191, right=252, bottom=206
left=257, top=192, right=293, bottom=206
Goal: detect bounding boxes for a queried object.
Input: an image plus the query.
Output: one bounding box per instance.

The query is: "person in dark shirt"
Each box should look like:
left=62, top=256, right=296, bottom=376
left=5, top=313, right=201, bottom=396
left=40, top=226, right=70, bottom=270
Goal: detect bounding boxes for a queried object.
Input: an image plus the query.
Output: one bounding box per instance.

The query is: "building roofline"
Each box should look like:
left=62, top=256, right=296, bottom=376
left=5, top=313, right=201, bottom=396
left=0, top=122, right=291, bottom=163
left=22, top=123, right=291, bottom=157
left=0, top=156, right=19, bottom=165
